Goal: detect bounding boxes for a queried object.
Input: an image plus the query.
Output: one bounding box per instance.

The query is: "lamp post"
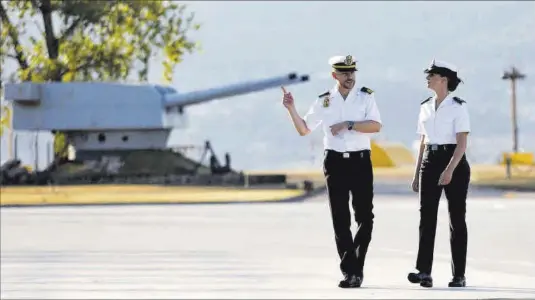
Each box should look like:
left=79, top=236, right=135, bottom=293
left=502, top=66, right=526, bottom=153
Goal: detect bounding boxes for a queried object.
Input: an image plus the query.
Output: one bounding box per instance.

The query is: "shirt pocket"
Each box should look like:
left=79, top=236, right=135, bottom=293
left=436, top=115, right=455, bottom=134
left=420, top=115, right=433, bottom=135
left=346, top=105, right=367, bottom=121
left=321, top=106, right=340, bottom=124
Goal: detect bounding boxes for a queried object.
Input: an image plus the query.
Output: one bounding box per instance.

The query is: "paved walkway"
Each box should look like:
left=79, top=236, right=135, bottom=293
left=1, top=185, right=535, bottom=299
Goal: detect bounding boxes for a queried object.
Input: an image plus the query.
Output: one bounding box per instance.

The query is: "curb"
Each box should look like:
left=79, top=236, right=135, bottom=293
left=375, top=177, right=535, bottom=193
left=0, top=186, right=327, bottom=209
left=472, top=184, right=535, bottom=192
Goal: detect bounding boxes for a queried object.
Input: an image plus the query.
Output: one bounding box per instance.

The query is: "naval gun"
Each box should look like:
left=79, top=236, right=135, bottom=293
left=3, top=73, right=309, bottom=155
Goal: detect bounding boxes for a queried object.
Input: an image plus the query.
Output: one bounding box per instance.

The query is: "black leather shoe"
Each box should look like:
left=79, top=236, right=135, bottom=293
left=408, top=272, right=433, bottom=288
left=448, top=276, right=466, bottom=287
left=339, top=274, right=362, bottom=288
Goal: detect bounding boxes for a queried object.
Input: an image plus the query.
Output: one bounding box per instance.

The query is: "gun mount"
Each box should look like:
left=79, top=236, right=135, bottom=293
left=3, top=73, right=309, bottom=155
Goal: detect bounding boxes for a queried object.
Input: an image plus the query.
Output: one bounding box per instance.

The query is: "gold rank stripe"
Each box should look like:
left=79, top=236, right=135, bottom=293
left=333, top=65, right=356, bottom=69
left=333, top=67, right=358, bottom=72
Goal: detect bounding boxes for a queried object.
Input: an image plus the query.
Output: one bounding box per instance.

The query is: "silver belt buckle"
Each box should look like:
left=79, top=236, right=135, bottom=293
left=343, top=152, right=350, bottom=158
left=431, top=144, right=438, bottom=151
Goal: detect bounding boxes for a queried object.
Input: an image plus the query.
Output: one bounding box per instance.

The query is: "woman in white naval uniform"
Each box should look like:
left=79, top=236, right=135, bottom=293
left=408, top=60, right=471, bottom=288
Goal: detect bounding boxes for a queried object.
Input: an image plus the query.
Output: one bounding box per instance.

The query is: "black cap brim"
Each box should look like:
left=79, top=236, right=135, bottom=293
left=425, top=67, right=463, bottom=83
left=333, top=64, right=357, bottom=72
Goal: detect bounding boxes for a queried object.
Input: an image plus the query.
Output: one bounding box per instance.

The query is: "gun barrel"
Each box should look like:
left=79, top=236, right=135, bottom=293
left=164, top=73, right=309, bottom=108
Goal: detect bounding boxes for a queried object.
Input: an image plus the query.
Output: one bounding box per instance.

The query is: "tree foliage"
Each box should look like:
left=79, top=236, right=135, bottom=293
left=0, top=0, right=201, bottom=158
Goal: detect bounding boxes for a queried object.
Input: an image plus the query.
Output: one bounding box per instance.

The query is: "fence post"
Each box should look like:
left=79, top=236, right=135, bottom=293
left=505, top=154, right=512, bottom=179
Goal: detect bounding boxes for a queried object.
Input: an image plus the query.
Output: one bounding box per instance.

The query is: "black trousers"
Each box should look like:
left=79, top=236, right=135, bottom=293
left=323, top=149, right=374, bottom=277
left=416, top=144, right=470, bottom=277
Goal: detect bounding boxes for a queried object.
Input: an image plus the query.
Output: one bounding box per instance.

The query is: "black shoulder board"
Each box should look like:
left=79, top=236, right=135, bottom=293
left=421, top=97, right=432, bottom=105
left=360, top=86, right=373, bottom=94
left=318, top=91, right=330, bottom=98
left=453, top=96, right=465, bottom=104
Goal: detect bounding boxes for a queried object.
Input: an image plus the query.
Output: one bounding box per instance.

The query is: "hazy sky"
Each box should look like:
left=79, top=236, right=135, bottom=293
left=2, top=1, right=534, bottom=169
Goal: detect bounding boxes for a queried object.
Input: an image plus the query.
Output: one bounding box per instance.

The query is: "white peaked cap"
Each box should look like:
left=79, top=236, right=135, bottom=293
left=328, top=55, right=357, bottom=71
left=328, top=55, right=356, bottom=65
left=427, top=59, right=458, bottom=73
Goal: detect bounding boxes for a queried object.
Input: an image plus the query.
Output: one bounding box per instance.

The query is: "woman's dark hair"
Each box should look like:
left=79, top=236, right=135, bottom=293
left=426, top=65, right=463, bottom=92
left=446, top=75, right=462, bottom=92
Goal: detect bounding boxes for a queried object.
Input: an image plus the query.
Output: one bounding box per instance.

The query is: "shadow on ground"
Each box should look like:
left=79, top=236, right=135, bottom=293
left=413, top=286, right=535, bottom=296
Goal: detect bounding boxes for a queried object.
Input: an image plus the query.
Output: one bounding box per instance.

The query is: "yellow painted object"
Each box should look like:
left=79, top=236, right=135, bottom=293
left=1, top=101, right=13, bottom=159
left=0, top=185, right=306, bottom=206
left=0, top=101, right=12, bottom=137
left=371, top=140, right=415, bottom=167
left=500, top=152, right=534, bottom=166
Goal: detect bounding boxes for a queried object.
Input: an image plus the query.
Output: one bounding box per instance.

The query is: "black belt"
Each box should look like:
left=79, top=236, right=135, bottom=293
left=425, top=144, right=456, bottom=151
left=325, top=149, right=370, bottom=159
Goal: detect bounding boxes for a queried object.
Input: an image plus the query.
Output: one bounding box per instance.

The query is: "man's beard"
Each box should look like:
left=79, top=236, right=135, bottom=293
left=343, top=81, right=354, bottom=89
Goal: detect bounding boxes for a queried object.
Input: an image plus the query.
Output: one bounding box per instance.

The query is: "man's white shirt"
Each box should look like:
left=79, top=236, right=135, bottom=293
left=303, top=85, right=382, bottom=152
left=417, top=95, right=470, bottom=145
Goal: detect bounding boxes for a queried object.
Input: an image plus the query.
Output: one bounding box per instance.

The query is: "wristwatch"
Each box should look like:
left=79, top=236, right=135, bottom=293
left=347, top=121, right=354, bottom=130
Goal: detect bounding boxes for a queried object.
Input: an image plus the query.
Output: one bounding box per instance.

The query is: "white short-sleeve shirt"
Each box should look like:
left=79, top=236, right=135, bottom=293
left=303, top=85, right=382, bottom=152
left=417, top=95, right=470, bottom=144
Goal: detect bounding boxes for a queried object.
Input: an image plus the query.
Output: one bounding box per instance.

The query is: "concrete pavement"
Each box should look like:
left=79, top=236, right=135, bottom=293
left=1, top=183, right=535, bottom=299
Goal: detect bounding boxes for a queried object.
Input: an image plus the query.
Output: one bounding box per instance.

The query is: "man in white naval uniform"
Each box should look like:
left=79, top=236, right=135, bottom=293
left=281, top=55, right=382, bottom=288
